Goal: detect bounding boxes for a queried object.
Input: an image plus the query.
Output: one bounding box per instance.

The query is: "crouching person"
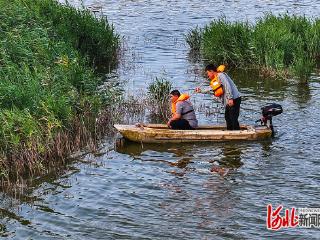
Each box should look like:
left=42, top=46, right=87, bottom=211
left=167, top=90, right=198, bottom=130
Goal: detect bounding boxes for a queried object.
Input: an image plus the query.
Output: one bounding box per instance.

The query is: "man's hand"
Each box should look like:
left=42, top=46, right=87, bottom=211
left=227, top=99, right=234, bottom=107
left=195, top=87, right=201, bottom=93
left=167, top=120, right=172, bottom=128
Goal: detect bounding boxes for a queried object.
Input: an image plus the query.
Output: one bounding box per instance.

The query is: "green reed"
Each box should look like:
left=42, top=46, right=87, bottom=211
left=0, top=0, right=120, bottom=184
left=201, top=18, right=253, bottom=67
left=147, top=77, right=172, bottom=122
left=186, top=14, right=320, bottom=80
left=185, top=26, right=203, bottom=53
left=22, top=0, right=120, bottom=71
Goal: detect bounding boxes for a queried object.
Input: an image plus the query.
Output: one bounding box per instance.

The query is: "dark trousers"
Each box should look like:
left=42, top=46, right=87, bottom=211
left=170, top=119, right=194, bottom=130
left=225, top=97, right=241, bottom=130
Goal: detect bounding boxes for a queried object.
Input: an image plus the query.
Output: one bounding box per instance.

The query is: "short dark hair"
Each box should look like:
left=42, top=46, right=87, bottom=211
left=205, top=64, right=218, bottom=72
left=170, top=89, right=180, bottom=97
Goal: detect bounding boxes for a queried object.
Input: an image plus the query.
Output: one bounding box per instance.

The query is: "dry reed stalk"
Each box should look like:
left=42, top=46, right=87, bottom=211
left=0, top=108, right=114, bottom=189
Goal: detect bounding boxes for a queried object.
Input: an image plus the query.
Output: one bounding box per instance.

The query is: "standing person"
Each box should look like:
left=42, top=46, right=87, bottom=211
left=196, top=64, right=241, bottom=130
left=167, top=90, right=198, bottom=130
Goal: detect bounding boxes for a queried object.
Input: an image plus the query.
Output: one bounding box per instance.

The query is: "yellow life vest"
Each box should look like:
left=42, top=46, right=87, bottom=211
left=171, top=93, right=190, bottom=114
left=210, top=79, right=224, bottom=97
left=209, top=65, right=225, bottom=97
left=217, top=65, right=225, bottom=72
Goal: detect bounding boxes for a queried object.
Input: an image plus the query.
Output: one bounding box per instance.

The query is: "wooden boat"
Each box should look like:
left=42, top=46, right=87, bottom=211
left=114, top=124, right=272, bottom=143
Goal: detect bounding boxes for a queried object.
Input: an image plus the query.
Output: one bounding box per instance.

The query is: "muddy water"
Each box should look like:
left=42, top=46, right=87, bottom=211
left=1, top=1, right=320, bottom=239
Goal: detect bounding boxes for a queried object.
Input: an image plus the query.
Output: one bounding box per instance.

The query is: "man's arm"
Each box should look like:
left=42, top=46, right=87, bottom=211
left=195, top=86, right=212, bottom=94
left=167, top=103, right=182, bottom=127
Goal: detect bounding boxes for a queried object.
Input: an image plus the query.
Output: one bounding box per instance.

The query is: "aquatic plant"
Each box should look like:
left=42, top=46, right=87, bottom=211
left=147, top=77, right=172, bottom=122
left=0, top=0, right=120, bottom=184
left=253, top=14, right=316, bottom=79
left=201, top=18, right=253, bottom=67
left=187, top=14, right=320, bottom=80
left=26, top=0, right=119, bottom=71
left=185, top=26, right=203, bottom=53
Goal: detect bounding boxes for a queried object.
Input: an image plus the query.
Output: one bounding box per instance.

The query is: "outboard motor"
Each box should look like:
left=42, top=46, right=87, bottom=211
left=256, top=103, right=283, bottom=136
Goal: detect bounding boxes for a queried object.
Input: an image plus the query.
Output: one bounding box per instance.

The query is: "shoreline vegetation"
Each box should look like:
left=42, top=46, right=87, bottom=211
left=186, top=14, right=320, bottom=80
left=0, top=0, right=120, bottom=185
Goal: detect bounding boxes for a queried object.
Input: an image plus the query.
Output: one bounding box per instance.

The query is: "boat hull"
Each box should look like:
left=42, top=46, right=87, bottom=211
left=114, top=124, right=272, bottom=143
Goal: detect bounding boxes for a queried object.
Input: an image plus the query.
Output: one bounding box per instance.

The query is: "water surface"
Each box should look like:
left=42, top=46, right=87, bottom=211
left=1, top=0, right=320, bottom=239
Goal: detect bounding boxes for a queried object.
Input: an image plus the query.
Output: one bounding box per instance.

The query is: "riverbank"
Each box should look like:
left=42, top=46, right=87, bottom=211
left=187, top=14, right=320, bottom=80
left=0, top=0, right=119, bottom=184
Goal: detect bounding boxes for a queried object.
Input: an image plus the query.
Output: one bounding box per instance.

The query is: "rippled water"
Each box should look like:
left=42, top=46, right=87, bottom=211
left=1, top=0, right=320, bottom=239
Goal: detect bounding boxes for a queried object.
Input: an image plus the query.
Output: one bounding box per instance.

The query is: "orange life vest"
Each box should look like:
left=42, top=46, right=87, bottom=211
left=171, top=93, right=190, bottom=114
left=210, top=65, right=225, bottom=97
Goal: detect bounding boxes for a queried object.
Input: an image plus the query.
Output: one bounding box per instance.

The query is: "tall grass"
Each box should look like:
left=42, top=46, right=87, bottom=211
left=0, top=0, right=119, bottom=184
left=185, top=27, right=203, bottom=53
left=147, top=77, right=172, bottom=122
left=25, top=0, right=119, bottom=71
left=201, top=18, right=253, bottom=67
left=186, top=14, right=320, bottom=79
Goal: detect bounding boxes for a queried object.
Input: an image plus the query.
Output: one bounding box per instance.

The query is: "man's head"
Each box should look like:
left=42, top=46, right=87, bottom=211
left=205, top=64, right=218, bottom=80
left=170, top=89, right=180, bottom=102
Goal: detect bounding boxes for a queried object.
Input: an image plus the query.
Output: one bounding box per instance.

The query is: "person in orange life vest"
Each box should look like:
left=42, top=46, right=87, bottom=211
left=167, top=90, right=198, bottom=130
left=195, top=64, right=241, bottom=130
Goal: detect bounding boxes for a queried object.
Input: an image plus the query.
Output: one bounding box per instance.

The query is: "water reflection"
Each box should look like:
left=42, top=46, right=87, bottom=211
left=115, top=138, right=247, bottom=173
left=115, top=139, right=194, bottom=173
left=210, top=145, right=244, bottom=177
left=0, top=159, right=81, bottom=238
left=294, top=81, right=312, bottom=108
left=231, top=69, right=288, bottom=101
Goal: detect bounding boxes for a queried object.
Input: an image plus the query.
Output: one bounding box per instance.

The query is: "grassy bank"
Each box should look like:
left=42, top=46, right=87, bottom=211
left=186, top=14, right=320, bottom=79
left=0, top=0, right=119, bottom=184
